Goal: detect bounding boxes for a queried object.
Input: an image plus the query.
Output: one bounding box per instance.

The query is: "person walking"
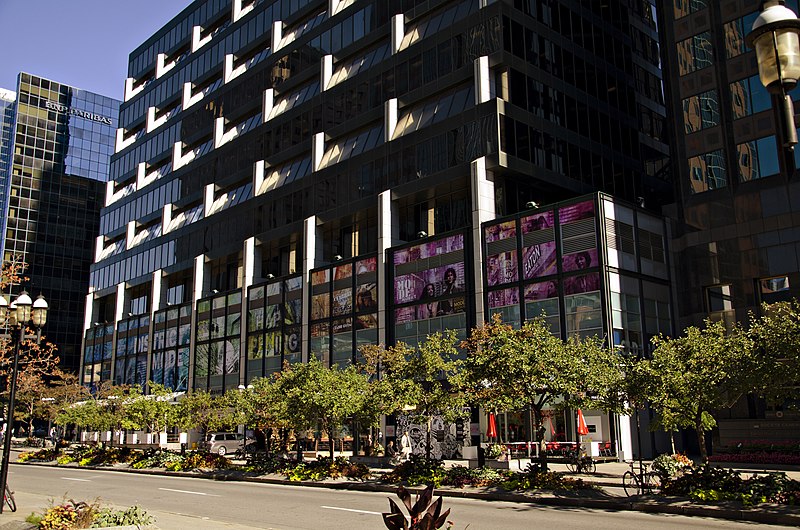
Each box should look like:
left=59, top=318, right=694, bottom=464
left=400, top=431, right=412, bottom=462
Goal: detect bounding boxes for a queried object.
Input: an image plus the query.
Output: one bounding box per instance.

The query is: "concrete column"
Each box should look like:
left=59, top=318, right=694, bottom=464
left=204, top=183, right=216, bottom=217
left=385, top=98, right=398, bottom=142
left=470, top=156, right=495, bottom=325
left=321, top=55, right=333, bottom=91
left=391, top=14, right=404, bottom=54
left=151, top=270, right=164, bottom=316
left=126, top=221, right=136, bottom=250
left=253, top=160, right=266, bottom=195
left=312, top=132, right=325, bottom=171
left=114, top=282, right=128, bottom=324
left=190, top=255, right=210, bottom=392
left=241, top=237, right=261, bottom=385
left=302, top=216, right=322, bottom=362
left=272, top=21, right=284, bottom=52
left=377, top=191, right=398, bottom=346
left=262, top=89, right=274, bottom=122
left=474, top=56, right=491, bottom=104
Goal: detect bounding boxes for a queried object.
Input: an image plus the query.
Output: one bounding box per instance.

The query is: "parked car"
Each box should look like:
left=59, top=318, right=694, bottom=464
left=200, top=432, right=252, bottom=456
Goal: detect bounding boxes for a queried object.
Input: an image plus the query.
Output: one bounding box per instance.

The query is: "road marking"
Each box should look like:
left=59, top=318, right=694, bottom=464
left=158, top=487, right=220, bottom=497
left=61, top=478, right=91, bottom=482
left=321, top=505, right=382, bottom=515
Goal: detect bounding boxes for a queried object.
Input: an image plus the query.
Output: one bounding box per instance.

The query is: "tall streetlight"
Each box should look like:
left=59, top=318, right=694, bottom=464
left=0, top=292, right=47, bottom=513
left=747, top=0, right=800, bottom=176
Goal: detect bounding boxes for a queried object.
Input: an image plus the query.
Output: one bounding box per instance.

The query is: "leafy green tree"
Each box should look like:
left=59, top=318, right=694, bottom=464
left=747, top=300, right=800, bottom=404
left=646, top=319, right=753, bottom=463
left=122, top=383, right=176, bottom=439
left=274, top=358, right=370, bottom=459
left=460, top=315, right=622, bottom=469
left=173, top=389, right=228, bottom=440
left=361, top=331, right=466, bottom=459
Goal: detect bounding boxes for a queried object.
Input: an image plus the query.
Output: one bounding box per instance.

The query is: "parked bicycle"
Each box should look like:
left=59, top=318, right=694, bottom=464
left=622, top=460, right=661, bottom=496
left=4, top=484, right=16, bottom=512
left=564, top=447, right=596, bottom=474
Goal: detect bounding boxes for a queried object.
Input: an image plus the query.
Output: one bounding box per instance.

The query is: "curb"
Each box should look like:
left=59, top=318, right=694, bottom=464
left=14, top=461, right=800, bottom=527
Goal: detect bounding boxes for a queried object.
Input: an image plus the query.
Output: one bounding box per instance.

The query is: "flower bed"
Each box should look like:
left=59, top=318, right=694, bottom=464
left=709, top=452, right=800, bottom=465
left=662, top=465, right=800, bottom=506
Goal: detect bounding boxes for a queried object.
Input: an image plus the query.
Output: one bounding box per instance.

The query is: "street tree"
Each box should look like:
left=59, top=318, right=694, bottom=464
left=646, top=319, right=753, bottom=463
left=225, top=376, right=287, bottom=454
left=361, top=331, right=466, bottom=460
left=274, top=358, right=370, bottom=459
left=122, top=383, right=177, bottom=440
left=747, top=300, right=800, bottom=404
left=460, top=314, right=622, bottom=469
left=173, top=389, right=228, bottom=440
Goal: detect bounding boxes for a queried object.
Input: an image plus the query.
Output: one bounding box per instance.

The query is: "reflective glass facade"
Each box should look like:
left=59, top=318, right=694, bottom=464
left=3, top=73, right=120, bottom=371
left=0, top=88, right=16, bottom=258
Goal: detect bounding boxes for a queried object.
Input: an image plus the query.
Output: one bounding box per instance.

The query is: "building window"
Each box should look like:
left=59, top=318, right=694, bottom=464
left=682, top=90, right=720, bottom=133
left=677, top=32, right=713, bottom=75
left=674, top=0, right=708, bottom=19
left=688, top=150, right=727, bottom=194
left=758, top=276, right=792, bottom=304
left=730, top=75, right=772, bottom=119
left=706, top=285, right=734, bottom=312
left=737, top=136, right=780, bottom=182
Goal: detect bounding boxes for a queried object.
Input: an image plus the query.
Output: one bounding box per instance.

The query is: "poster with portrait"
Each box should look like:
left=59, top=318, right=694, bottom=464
left=488, top=287, right=519, bottom=308
left=563, top=273, right=601, bottom=295
left=394, top=262, right=466, bottom=304
left=487, top=251, right=518, bottom=286
left=522, top=241, right=557, bottom=279
left=562, top=249, right=599, bottom=273
left=524, top=280, right=559, bottom=301
left=356, top=283, right=377, bottom=311
left=395, top=306, right=417, bottom=324
left=521, top=211, right=554, bottom=233
left=311, top=269, right=330, bottom=286
left=356, top=313, right=377, bottom=329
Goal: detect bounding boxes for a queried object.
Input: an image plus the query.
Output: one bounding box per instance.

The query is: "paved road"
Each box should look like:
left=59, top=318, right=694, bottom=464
left=3, top=464, right=796, bottom=529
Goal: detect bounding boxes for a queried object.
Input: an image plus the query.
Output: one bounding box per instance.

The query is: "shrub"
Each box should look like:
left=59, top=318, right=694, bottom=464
left=498, top=469, right=592, bottom=491
left=92, top=505, right=154, bottom=527
left=130, top=449, right=183, bottom=469
left=382, top=455, right=446, bottom=487
left=38, top=500, right=96, bottom=530
left=19, top=448, right=60, bottom=463
left=484, top=444, right=504, bottom=459
left=282, top=457, right=370, bottom=481
left=177, top=450, right=229, bottom=470
left=651, top=453, right=693, bottom=480
left=443, top=466, right=503, bottom=488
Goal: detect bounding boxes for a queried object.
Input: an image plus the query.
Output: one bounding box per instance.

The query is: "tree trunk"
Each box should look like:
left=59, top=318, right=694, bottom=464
left=426, top=417, right=432, bottom=460
left=532, top=405, right=547, bottom=471
left=670, top=431, right=676, bottom=455
left=296, top=430, right=303, bottom=462
left=695, top=415, right=708, bottom=464
left=329, top=427, right=336, bottom=459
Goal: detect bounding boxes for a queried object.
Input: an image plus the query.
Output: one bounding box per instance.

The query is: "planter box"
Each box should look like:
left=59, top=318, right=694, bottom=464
left=485, top=458, right=531, bottom=471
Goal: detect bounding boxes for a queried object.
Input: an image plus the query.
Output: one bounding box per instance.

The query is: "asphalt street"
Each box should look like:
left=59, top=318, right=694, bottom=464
left=3, top=464, right=797, bottom=529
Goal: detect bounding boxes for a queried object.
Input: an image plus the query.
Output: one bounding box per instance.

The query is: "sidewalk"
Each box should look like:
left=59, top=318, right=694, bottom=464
left=2, top=449, right=800, bottom=529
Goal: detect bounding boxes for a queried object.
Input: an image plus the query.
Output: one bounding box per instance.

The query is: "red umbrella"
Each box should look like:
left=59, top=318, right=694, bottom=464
left=576, top=409, right=589, bottom=436
left=487, top=412, right=498, bottom=439
left=549, top=416, right=557, bottom=437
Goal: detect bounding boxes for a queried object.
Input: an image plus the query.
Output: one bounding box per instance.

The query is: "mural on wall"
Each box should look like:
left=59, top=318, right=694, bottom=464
left=396, top=408, right=472, bottom=459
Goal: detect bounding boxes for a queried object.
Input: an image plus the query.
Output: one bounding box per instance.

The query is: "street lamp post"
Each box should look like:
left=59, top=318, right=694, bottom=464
left=747, top=0, right=800, bottom=176
left=0, top=292, right=47, bottom=513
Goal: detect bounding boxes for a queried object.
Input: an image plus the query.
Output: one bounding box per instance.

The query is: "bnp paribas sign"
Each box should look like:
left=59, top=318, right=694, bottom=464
left=45, top=100, right=113, bottom=125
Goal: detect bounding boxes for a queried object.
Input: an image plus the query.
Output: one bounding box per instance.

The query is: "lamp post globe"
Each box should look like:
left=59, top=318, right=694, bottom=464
left=747, top=1, right=800, bottom=93
left=32, top=295, right=48, bottom=328
left=13, top=291, right=32, bottom=324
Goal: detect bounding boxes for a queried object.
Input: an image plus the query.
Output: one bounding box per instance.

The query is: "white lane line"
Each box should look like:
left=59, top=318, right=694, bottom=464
left=158, top=487, right=220, bottom=497
left=61, top=477, right=91, bottom=482
left=321, top=505, right=383, bottom=515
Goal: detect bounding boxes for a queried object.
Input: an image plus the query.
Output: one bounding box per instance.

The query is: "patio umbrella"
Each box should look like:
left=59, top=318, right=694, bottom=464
left=576, top=409, right=589, bottom=436
left=487, top=412, right=497, bottom=440
left=548, top=416, right=557, bottom=438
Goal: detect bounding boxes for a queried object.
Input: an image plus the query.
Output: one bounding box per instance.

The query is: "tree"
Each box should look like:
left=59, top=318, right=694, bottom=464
left=173, top=389, right=228, bottom=440
left=361, top=331, right=466, bottom=460
left=646, top=319, right=753, bottom=463
left=460, top=314, right=622, bottom=469
left=122, top=383, right=177, bottom=439
left=274, top=358, right=370, bottom=459
left=747, top=300, right=800, bottom=405
left=225, top=376, right=288, bottom=454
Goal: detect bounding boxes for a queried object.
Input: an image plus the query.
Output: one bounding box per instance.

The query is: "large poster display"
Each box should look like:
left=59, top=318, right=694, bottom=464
left=521, top=211, right=557, bottom=279
left=559, top=200, right=598, bottom=273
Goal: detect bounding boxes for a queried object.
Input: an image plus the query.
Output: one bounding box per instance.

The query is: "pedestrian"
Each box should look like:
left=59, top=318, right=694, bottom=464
left=400, top=431, right=412, bottom=461
left=49, top=426, right=58, bottom=447
left=386, top=440, right=400, bottom=465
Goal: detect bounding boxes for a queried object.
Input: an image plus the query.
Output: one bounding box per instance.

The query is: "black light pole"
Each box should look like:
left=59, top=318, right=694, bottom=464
left=0, top=292, right=47, bottom=513
left=746, top=0, right=800, bottom=177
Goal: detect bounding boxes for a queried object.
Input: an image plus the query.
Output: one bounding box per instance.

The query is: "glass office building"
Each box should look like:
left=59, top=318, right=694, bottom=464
left=83, top=0, right=671, bottom=457
left=1, top=73, right=120, bottom=371
left=0, top=88, right=16, bottom=258
left=659, top=0, right=800, bottom=447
